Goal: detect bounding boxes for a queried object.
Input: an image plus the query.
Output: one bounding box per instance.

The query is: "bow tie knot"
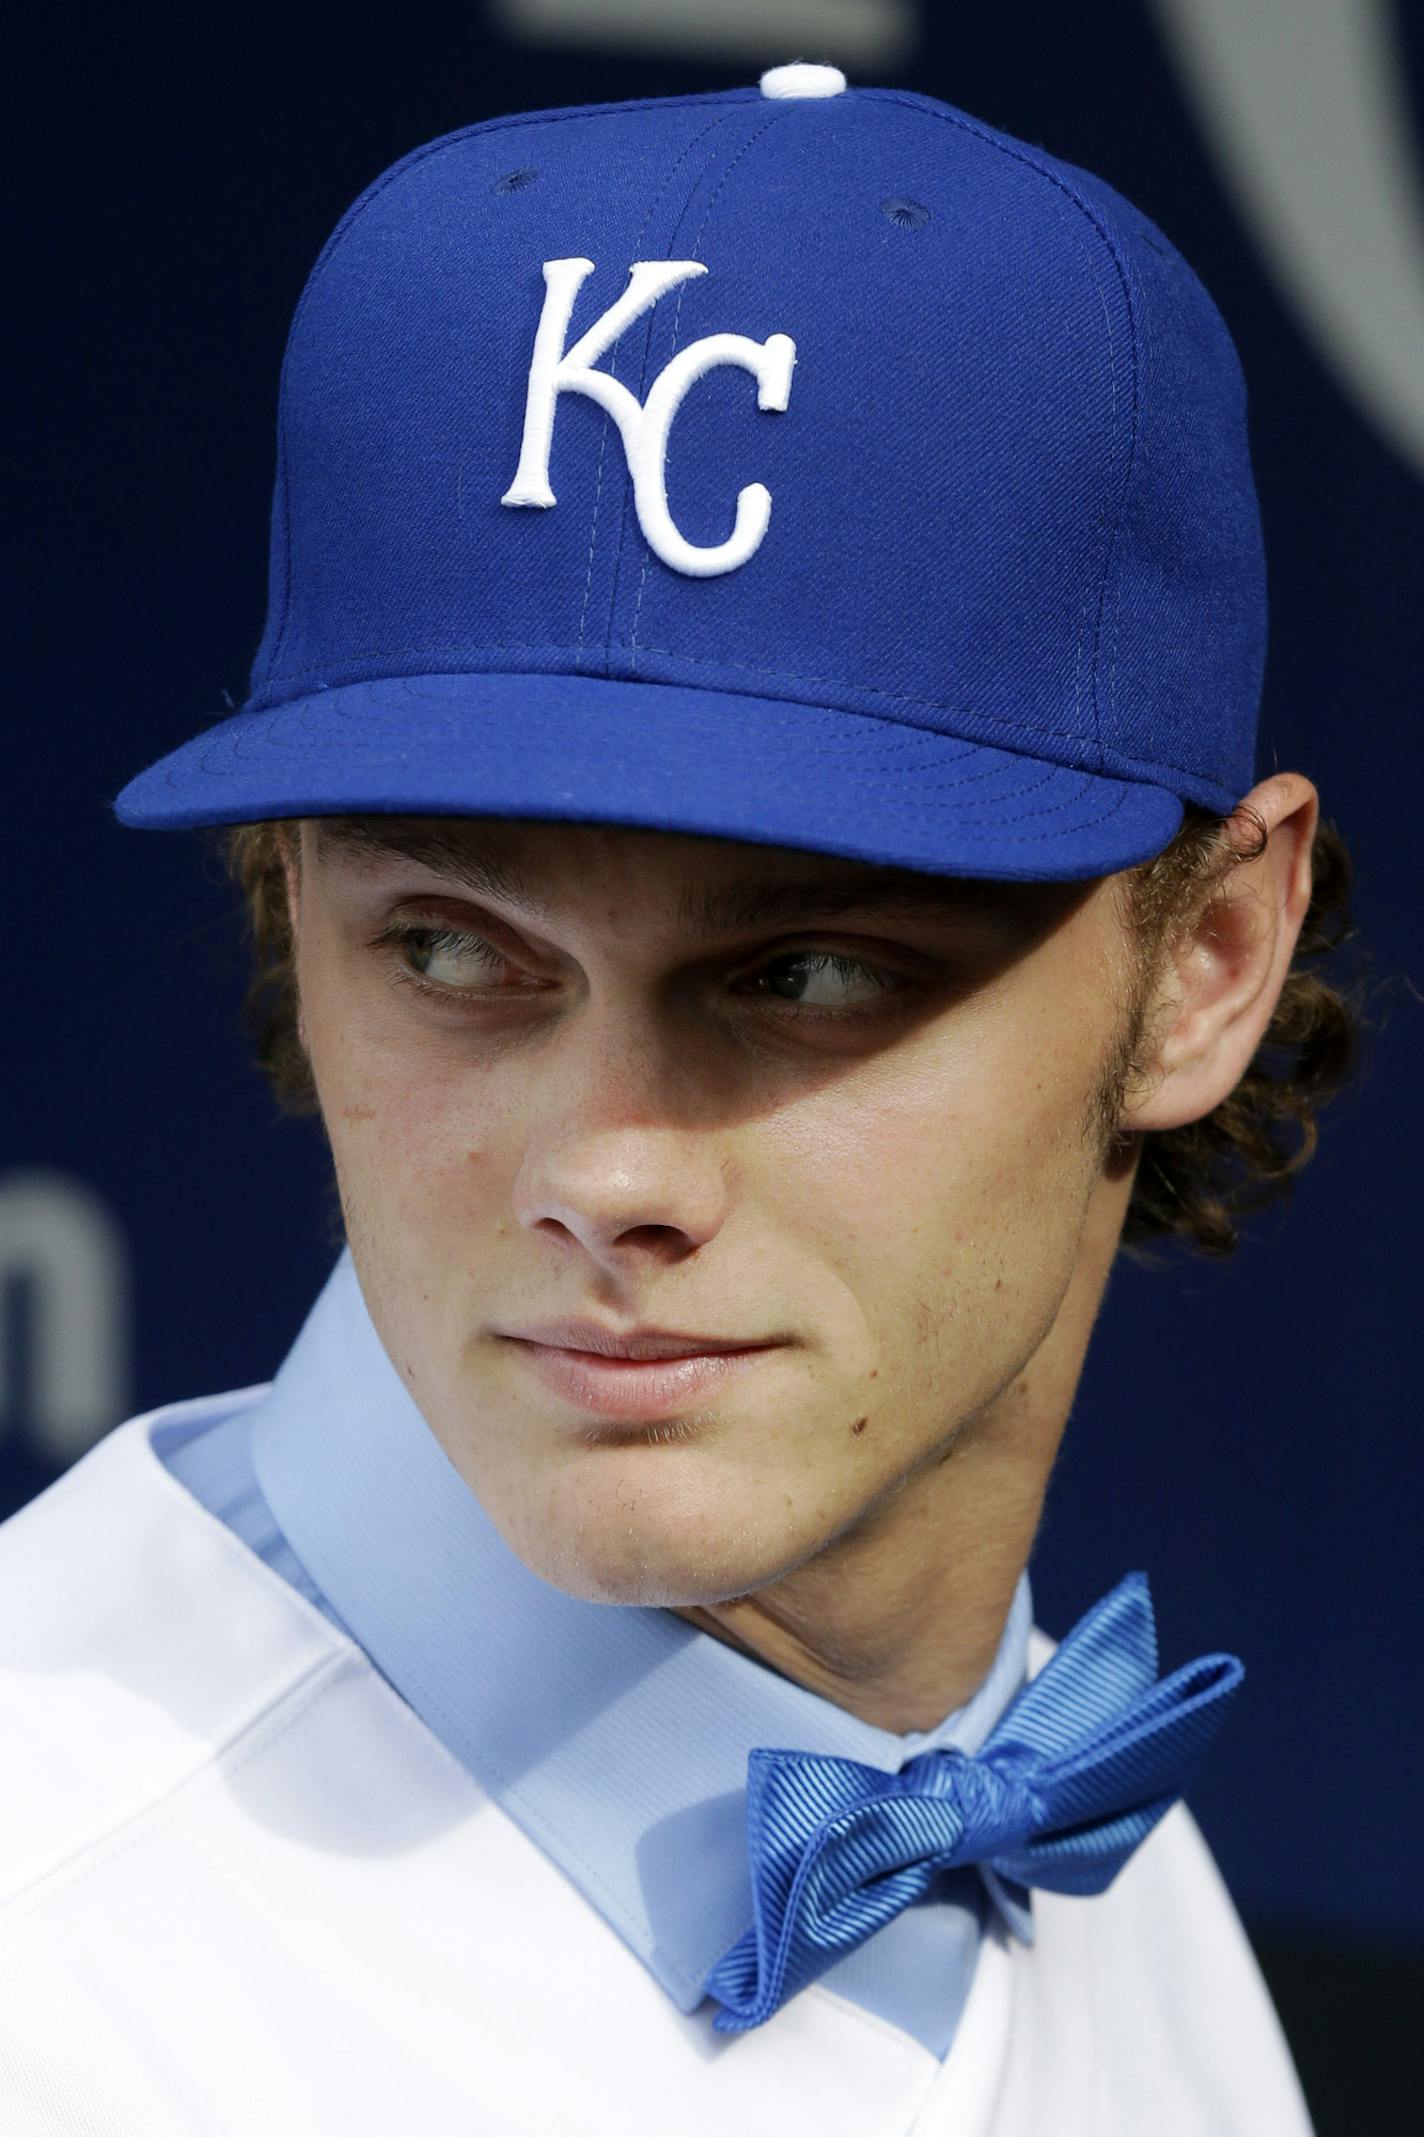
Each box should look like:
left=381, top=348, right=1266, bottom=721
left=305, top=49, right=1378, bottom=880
left=703, top=1572, right=1243, bottom=2032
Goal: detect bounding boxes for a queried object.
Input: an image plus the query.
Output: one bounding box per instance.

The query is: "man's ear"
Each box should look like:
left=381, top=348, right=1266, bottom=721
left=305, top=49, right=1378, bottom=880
left=279, top=824, right=309, bottom=1057
left=1118, top=772, right=1320, bottom=1135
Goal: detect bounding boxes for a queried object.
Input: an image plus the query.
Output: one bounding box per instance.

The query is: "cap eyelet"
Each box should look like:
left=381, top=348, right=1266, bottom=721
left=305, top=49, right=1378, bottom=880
left=881, top=196, right=930, bottom=230
left=493, top=168, right=539, bottom=195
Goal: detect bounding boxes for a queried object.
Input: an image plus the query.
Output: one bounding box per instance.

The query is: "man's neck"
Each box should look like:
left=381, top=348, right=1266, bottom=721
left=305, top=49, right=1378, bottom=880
left=667, top=1421, right=1045, bottom=1732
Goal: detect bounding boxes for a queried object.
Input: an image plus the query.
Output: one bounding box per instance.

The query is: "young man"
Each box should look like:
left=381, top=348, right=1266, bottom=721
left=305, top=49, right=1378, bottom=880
left=0, top=62, right=1350, bottom=2133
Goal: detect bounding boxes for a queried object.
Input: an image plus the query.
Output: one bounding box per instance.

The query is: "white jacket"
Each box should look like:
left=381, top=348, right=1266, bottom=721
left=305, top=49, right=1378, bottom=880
left=0, top=1395, right=1313, bottom=2136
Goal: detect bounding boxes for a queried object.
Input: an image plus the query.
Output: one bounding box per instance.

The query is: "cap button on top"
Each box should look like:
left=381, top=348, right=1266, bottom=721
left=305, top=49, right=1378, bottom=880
left=759, top=62, right=848, bottom=99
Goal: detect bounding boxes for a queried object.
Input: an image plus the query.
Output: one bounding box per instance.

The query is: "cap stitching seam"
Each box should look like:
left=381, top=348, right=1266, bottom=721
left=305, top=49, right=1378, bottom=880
left=866, top=91, right=1143, bottom=779
left=248, top=643, right=1100, bottom=739
left=577, top=106, right=751, bottom=666
left=240, top=648, right=1204, bottom=769
left=1111, top=246, right=1149, bottom=741
left=618, top=101, right=797, bottom=665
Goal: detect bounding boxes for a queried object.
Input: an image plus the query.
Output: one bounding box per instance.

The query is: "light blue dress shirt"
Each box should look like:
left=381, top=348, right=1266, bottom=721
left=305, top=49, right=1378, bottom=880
left=156, top=1248, right=1034, bottom=2059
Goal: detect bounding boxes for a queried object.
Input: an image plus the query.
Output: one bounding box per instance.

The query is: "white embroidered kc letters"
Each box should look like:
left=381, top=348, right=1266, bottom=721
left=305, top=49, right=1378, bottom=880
left=501, top=259, right=797, bottom=578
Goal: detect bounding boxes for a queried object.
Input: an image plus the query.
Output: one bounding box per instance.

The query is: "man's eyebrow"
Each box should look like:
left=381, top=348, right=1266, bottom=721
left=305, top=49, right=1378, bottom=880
left=311, top=818, right=1009, bottom=932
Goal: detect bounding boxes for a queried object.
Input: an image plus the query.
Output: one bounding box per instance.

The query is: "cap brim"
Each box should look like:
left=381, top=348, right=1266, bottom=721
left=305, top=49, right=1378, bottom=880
left=112, top=671, right=1184, bottom=882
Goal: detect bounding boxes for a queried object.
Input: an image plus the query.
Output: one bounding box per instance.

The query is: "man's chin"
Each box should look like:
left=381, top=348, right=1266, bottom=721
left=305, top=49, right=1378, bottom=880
left=493, top=1488, right=813, bottom=1614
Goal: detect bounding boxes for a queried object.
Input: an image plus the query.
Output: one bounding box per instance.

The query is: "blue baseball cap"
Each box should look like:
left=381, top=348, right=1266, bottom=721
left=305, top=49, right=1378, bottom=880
left=114, top=62, right=1267, bottom=881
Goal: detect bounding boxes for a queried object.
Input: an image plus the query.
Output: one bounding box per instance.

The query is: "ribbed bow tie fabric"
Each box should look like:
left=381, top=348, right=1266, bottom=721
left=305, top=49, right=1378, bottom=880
left=703, top=1572, right=1244, bottom=2032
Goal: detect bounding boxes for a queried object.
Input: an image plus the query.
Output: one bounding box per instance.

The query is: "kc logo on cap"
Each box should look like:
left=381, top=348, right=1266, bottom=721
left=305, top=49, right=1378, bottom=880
left=501, top=259, right=798, bottom=578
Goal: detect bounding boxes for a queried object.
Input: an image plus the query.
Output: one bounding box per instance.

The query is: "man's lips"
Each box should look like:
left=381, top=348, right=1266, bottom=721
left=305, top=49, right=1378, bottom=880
left=502, top=1317, right=779, bottom=1361
left=501, top=1335, right=782, bottom=1420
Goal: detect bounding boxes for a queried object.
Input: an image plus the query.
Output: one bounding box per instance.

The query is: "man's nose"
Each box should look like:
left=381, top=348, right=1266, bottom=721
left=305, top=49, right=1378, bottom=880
left=507, top=1007, right=733, bottom=1270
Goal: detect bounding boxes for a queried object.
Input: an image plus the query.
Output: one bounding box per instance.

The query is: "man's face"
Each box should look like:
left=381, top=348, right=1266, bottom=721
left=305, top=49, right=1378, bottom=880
left=289, top=815, right=1139, bottom=1610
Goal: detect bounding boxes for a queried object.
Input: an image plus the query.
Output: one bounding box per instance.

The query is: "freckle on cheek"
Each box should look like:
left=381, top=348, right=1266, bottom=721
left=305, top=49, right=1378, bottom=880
left=342, top=1106, right=375, bottom=1124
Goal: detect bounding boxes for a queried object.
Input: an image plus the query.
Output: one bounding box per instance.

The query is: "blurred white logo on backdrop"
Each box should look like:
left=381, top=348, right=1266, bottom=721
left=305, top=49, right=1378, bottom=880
left=1126, top=0, right=1424, bottom=482
left=0, top=1171, right=129, bottom=1468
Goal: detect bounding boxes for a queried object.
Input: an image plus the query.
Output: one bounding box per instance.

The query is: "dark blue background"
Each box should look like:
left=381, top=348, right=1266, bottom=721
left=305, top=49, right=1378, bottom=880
left=8, top=3, right=1422, bottom=2114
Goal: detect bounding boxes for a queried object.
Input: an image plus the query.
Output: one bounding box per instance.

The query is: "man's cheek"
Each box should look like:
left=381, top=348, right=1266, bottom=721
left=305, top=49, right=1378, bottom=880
left=309, top=1003, right=459, bottom=1177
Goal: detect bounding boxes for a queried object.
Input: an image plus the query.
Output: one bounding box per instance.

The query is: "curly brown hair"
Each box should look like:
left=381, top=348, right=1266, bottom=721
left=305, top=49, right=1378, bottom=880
left=215, top=803, right=1364, bottom=1261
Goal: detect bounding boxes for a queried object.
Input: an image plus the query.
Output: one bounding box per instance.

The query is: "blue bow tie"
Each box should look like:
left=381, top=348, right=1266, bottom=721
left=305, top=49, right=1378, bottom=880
left=702, top=1571, right=1243, bottom=2032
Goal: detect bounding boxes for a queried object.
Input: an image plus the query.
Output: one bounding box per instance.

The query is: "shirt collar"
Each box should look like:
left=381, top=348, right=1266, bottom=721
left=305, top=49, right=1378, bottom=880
left=250, top=1249, right=1032, bottom=2012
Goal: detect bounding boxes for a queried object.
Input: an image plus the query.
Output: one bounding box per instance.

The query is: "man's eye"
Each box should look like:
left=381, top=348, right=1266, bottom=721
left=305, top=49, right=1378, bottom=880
left=741, top=951, right=910, bottom=1014
left=394, top=926, right=527, bottom=990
